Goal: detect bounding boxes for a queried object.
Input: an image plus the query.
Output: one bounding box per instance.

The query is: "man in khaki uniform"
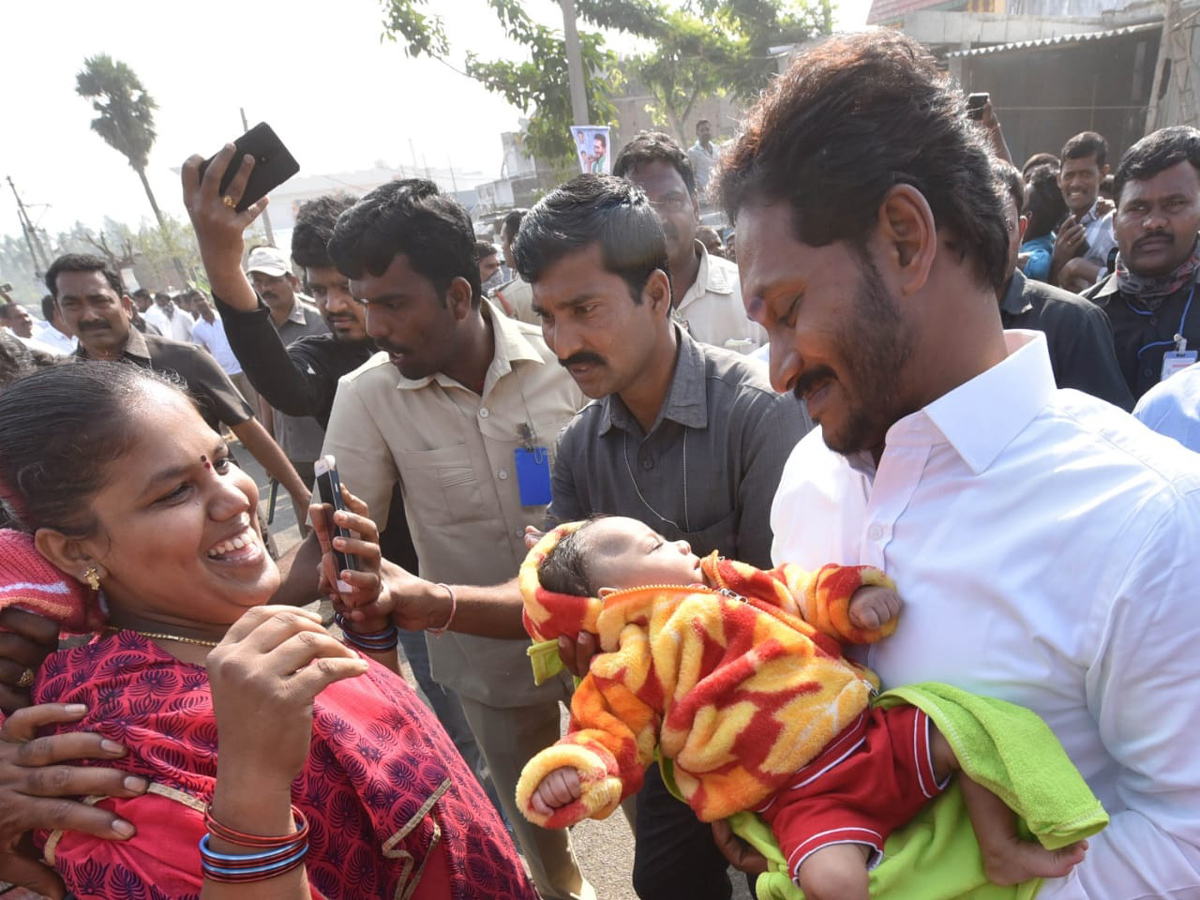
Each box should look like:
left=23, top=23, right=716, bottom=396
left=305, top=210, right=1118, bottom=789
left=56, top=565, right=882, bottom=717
left=274, top=179, right=593, bottom=900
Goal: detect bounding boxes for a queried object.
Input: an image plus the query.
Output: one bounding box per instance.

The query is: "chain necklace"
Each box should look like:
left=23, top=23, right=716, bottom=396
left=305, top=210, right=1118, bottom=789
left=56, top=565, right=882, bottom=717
left=105, top=626, right=220, bottom=648
left=622, top=429, right=690, bottom=533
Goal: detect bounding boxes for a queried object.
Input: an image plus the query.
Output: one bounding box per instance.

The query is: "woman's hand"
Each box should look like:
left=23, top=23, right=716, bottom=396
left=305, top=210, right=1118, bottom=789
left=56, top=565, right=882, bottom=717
left=309, top=490, right=393, bottom=630
left=207, top=606, right=367, bottom=792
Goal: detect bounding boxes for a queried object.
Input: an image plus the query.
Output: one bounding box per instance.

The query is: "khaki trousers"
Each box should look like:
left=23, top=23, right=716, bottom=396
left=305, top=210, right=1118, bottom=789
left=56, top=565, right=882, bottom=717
left=458, top=696, right=595, bottom=900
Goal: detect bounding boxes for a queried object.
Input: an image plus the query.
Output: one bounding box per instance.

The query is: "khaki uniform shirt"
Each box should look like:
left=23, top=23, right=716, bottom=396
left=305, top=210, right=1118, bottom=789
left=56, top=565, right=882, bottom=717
left=322, top=302, right=583, bottom=707
left=674, top=242, right=767, bottom=352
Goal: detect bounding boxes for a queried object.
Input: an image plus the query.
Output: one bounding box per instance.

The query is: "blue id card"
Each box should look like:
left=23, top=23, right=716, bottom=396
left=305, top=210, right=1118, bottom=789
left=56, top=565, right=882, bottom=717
left=515, top=446, right=552, bottom=506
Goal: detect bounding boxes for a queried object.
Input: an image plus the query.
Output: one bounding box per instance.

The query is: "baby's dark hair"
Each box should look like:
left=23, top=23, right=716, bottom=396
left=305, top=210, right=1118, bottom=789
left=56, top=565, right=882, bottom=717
left=538, top=517, right=609, bottom=597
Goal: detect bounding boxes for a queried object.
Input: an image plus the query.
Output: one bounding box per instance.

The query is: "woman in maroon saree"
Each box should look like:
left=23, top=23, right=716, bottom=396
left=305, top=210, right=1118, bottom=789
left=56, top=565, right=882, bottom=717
left=0, top=362, right=536, bottom=900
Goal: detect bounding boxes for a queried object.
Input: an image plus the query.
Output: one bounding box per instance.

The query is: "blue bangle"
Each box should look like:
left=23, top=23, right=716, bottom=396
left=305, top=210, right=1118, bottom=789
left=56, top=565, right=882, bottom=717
left=199, top=833, right=304, bottom=863
left=335, top=613, right=398, bottom=652
left=201, top=842, right=308, bottom=878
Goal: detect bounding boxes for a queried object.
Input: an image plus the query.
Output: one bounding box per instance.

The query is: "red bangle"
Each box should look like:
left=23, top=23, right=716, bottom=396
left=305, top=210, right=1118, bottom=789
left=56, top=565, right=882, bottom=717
left=205, top=804, right=309, bottom=849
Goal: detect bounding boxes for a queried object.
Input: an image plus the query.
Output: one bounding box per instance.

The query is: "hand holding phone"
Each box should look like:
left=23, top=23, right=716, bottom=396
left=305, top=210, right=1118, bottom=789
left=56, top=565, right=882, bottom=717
left=196, top=122, right=299, bottom=212
left=314, top=455, right=359, bottom=590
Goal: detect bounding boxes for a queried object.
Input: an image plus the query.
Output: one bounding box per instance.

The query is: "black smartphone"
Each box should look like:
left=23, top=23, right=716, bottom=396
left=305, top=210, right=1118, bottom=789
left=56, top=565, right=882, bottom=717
left=967, top=92, right=989, bottom=121
left=314, top=454, right=359, bottom=576
left=196, top=122, right=299, bottom=212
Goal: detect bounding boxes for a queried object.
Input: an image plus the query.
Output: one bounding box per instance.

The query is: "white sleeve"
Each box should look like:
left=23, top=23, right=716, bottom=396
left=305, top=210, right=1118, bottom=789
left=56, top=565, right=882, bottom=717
left=1041, top=493, right=1200, bottom=898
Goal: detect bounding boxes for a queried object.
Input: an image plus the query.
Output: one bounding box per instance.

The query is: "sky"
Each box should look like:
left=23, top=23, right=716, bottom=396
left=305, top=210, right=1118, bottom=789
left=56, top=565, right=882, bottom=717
left=0, top=0, right=871, bottom=246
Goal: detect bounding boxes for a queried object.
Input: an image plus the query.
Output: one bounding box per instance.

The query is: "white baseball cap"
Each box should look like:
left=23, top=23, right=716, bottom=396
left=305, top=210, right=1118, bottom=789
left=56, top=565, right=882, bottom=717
left=245, top=246, right=292, bottom=278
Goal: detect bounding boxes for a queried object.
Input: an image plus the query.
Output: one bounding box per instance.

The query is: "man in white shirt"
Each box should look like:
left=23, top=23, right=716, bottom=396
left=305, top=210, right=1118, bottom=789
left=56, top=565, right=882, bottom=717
left=35, top=294, right=77, bottom=354
left=716, top=31, right=1200, bottom=898
left=150, top=291, right=193, bottom=343
left=614, top=131, right=766, bottom=352
left=188, top=290, right=259, bottom=411
left=687, top=118, right=718, bottom=197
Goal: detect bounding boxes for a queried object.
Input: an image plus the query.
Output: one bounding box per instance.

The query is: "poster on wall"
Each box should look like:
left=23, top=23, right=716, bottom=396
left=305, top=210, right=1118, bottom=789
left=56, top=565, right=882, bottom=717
left=570, top=125, right=611, bottom=175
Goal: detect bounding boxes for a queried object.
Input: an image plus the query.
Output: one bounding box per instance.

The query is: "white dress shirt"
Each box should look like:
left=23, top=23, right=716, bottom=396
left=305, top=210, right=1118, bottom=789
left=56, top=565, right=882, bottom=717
left=674, top=242, right=766, bottom=352
left=772, top=330, right=1200, bottom=899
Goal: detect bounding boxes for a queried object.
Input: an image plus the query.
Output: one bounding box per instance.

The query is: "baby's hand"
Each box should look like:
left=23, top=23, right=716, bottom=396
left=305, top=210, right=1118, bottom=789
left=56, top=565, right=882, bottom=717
left=849, top=586, right=901, bottom=631
left=530, top=767, right=582, bottom=817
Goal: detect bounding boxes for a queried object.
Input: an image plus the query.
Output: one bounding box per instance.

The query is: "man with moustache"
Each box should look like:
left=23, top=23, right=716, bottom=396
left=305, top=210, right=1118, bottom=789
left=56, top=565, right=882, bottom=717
left=1084, top=126, right=1200, bottom=401
left=715, top=31, right=1200, bottom=897
left=366, top=175, right=810, bottom=900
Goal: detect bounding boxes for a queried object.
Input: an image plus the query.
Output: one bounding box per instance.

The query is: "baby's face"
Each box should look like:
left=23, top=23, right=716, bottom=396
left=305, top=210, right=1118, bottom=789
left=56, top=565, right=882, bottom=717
left=585, top=517, right=703, bottom=593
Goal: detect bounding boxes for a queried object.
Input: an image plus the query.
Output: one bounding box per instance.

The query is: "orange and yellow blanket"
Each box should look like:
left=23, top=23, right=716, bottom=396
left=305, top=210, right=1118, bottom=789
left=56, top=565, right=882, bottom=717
left=515, top=524, right=895, bottom=827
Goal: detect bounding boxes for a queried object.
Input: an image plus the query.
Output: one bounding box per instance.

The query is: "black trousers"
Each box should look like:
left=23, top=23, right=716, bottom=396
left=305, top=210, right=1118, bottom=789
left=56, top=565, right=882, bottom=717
left=632, top=763, right=733, bottom=900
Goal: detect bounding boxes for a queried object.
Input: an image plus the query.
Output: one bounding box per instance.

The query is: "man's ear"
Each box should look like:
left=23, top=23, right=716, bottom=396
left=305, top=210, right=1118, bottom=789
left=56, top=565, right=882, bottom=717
left=34, top=528, right=103, bottom=588
left=120, top=294, right=135, bottom=318
left=446, top=276, right=475, bottom=320
left=875, top=184, right=937, bottom=297
left=1019, top=215, right=1029, bottom=242
left=642, top=269, right=672, bottom=317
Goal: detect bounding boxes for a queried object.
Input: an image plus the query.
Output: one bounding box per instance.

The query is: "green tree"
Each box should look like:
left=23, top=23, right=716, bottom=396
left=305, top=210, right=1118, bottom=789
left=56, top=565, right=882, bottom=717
left=380, top=1, right=830, bottom=159
left=75, top=54, right=186, bottom=282
left=382, top=0, right=620, bottom=167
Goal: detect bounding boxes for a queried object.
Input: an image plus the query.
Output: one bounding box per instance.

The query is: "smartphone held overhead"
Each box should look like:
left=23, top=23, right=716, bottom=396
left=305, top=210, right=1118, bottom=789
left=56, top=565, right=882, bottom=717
left=197, top=122, right=299, bottom=211
left=967, top=92, right=989, bottom=121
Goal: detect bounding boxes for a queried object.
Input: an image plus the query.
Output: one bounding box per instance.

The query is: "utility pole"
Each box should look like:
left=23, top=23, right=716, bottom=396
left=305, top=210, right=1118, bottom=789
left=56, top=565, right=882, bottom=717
left=6, top=176, right=49, bottom=278
left=240, top=108, right=276, bottom=248
left=560, top=0, right=589, bottom=126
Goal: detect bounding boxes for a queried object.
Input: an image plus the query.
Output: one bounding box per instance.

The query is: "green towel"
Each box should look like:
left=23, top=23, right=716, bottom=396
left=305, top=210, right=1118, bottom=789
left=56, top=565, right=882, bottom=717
left=668, top=683, right=1107, bottom=900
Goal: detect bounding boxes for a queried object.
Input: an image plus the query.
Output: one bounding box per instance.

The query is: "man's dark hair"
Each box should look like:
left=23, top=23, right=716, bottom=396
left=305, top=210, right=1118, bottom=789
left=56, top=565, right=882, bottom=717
left=1061, top=131, right=1108, bottom=170
left=992, top=159, right=1025, bottom=213
left=513, top=174, right=671, bottom=304
left=1021, top=152, right=1060, bottom=178
left=716, top=31, right=1009, bottom=292
left=502, top=209, right=527, bottom=241
left=1113, top=126, right=1200, bottom=204
left=132, top=288, right=151, bottom=302
left=292, top=194, right=358, bottom=269
left=40, top=294, right=54, bottom=321
left=613, top=131, right=697, bottom=197
left=1024, top=166, right=1069, bottom=239
left=44, top=253, right=123, bottom=298
left=327, top=179, right=482, bottom=306
left=594, top=133, right=607, bottom=149
left=475, top=241, right=498, bottom=260
left=0, top=305, right=13, bottom=323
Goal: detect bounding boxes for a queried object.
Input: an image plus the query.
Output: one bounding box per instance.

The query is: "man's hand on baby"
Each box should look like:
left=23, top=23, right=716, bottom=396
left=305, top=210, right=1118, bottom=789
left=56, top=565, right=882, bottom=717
left=848, top=586, right=901, bottom=631
left=530, top=767, right=581, bottom=817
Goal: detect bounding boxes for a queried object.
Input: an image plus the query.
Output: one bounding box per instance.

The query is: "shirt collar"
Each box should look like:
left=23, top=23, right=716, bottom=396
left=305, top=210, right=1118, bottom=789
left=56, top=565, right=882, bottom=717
left=394, top=300, right=544, bottom=392
left=999, top=269, right=1032, bottom=316
left=886, top=330, right=1056, bottom=476
left=678, top=241, right=733, bottom=311
left=75, top=325, right=150, bottom=363
left=1078, top=199, right=1102, bottom=227
left=284, top=299, right=309, bottom=326
left=599, top=326, right=708, bottom=435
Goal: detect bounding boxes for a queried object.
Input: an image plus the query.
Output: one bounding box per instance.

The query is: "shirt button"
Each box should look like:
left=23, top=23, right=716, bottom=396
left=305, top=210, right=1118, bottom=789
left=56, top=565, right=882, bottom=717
left=1143, top=368, right=1154, bottom=379
left=516, top=529, right=525, bottom=538
left=641, top=457, right=654, bottom=470
left=498, top=469, right=508, bottom=480
left=478, top=408, right=490, bottom=418
left=867, top=524, right=884, bottom=541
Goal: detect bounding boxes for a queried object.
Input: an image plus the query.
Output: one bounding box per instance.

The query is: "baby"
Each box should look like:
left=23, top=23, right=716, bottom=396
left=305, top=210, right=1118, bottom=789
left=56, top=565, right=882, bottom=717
left=515, top=517, right=1087, bottom=900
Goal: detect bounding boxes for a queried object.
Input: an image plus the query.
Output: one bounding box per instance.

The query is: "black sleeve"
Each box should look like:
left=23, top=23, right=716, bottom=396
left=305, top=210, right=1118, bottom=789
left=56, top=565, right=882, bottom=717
left=1052, top=298, right=1136, bottom=411
left=179, top=344, right=256, bottom=427
left=214, top=293, right=331, bottom=418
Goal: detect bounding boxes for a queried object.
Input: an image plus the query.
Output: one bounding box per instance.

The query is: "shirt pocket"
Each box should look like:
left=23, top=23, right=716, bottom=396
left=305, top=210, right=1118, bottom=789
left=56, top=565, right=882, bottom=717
left=397, top=446, right=489, bottom=526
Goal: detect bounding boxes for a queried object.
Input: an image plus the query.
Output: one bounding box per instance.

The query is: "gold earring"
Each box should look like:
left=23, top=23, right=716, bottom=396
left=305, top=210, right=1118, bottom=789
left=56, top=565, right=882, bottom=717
left=84, top=565, right=100, bottom=592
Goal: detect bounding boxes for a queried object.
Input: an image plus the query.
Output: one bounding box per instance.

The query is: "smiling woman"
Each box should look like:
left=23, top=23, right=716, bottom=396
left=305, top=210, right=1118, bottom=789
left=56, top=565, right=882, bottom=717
left=0, top=363, right=536, bottom=900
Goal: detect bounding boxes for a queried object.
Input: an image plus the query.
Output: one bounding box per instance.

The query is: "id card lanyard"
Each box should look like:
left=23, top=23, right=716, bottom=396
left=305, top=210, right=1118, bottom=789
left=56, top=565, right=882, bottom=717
left=1130, top=283, right=1197, bottom=382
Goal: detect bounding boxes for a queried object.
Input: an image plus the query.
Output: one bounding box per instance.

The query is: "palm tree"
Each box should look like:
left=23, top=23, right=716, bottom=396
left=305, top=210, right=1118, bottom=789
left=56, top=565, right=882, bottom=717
left=76, top=55, right=186, bottom=284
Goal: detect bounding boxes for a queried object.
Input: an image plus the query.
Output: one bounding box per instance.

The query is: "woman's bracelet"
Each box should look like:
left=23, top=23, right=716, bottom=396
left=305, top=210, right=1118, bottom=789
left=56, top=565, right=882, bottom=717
left=427, top=582, right=457, bottom=636
left=334, top=613, right=399, bottom=652
left=201, top=804, right=309, bottom=883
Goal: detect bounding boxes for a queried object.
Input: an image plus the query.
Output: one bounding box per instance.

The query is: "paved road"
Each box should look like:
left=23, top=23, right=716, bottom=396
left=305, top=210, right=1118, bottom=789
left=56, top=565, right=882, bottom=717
left=243, top=453, right=753, bottom=900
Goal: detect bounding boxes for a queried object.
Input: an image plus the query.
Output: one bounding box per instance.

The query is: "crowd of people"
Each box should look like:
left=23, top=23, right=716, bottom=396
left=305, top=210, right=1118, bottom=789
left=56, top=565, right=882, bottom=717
left=0, top=27, right=1197, bottom=900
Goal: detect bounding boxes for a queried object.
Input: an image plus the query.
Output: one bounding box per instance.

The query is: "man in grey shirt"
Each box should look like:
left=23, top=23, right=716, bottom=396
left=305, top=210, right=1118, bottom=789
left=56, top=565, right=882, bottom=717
left=377, top=175, right=809, bottom=900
